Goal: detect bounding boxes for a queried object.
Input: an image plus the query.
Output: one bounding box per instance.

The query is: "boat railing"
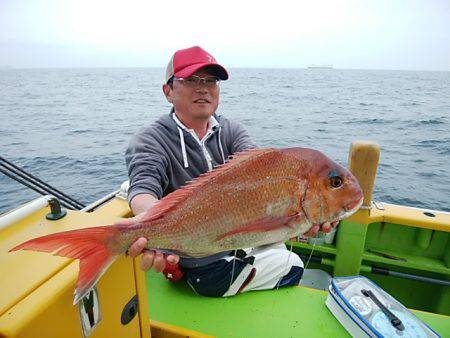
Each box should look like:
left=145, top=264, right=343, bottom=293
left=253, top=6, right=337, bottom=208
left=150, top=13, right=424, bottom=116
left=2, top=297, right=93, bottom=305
left=0, top=195, right=54, bottom=231
left=0, top=181, right=129, bottom=229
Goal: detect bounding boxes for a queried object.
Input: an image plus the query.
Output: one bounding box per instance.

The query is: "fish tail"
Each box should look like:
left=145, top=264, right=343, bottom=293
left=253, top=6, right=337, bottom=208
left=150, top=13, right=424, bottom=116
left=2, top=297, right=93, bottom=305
left=9, top=225, right=125, bottom=304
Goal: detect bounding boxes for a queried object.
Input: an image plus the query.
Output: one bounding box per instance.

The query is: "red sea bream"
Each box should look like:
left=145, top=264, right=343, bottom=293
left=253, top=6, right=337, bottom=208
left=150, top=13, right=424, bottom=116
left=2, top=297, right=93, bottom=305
left=10, top=147, right=363, bottom=303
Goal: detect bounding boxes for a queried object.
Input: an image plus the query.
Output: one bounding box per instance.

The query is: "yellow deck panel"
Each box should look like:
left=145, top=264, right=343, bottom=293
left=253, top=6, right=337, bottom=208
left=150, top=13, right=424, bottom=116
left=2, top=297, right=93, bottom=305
left=0, top=201, right=145, bottom=337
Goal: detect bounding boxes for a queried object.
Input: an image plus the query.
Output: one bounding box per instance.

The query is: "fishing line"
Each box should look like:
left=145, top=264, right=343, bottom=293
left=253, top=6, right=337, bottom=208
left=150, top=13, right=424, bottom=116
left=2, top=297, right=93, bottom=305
left=299, top=240, right=316, bottom=286
left=270, top=241, right=294, bottom=313
left=229, top=249, right=237, bottom=293
left=275, top=241, right=294, bottom=290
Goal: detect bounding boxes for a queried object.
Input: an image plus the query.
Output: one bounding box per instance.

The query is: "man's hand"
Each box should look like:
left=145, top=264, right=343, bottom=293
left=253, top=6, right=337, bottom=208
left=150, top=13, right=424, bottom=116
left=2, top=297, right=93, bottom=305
left=116, top=194, right=181, bottom=273
left=303, top=221, right=339, bottom=237
left=127, top=236, right=180, bottom=272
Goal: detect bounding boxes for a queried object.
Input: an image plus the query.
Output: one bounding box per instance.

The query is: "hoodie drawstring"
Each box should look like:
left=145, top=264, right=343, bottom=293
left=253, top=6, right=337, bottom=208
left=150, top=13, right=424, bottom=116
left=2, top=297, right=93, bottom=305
left=218, top=126, right=226, bottom=164
left=177, top=121, right=225, bottom=169
left=177, top=127, right=189, bottom=168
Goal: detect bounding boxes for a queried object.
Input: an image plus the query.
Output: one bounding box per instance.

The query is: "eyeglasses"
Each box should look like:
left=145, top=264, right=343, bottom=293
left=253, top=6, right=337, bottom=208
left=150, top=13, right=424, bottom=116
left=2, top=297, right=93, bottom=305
left=174, top=75, right=220, bottom=88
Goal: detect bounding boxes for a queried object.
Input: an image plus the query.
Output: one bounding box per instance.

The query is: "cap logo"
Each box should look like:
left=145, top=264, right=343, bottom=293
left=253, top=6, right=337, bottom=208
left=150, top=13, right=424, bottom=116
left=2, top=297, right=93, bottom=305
left=207, top=55, right=213, bottom=63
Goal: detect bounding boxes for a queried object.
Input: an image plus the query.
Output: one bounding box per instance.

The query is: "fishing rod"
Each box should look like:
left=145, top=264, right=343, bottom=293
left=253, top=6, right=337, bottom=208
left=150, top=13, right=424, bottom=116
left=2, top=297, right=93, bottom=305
left=0, top=167, right=76, bottom=210
left=0, top=156, right=85, bottom=210
left=0, top=160, right=83, bottom=210
left=0, top=156, right=85, bottom=208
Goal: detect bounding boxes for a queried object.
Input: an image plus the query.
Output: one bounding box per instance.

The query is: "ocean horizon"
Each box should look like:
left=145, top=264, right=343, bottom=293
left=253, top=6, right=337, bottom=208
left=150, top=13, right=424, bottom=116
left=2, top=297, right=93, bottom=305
left=2, top=66, right=449, bottom=72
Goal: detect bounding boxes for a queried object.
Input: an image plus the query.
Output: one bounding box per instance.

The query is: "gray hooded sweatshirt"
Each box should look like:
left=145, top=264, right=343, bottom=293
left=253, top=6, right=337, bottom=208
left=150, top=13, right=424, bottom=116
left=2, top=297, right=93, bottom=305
left=125, top=111, right=256, bottom=267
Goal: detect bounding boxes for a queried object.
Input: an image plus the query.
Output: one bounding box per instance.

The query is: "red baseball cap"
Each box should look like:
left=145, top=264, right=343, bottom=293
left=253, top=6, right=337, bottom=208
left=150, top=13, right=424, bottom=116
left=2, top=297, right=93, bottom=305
left=165, top=46, right=229, bottom=83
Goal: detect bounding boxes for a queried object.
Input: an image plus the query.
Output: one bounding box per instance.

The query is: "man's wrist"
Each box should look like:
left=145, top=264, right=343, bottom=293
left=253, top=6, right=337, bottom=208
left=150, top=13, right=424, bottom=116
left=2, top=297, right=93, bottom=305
left=130, top=193, right=159, bottom=215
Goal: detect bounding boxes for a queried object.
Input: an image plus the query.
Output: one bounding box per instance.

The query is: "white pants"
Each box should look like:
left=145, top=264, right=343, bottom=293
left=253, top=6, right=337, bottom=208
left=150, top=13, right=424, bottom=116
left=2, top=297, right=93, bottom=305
left=184, top=243, right=304, bottom=297
left=223, top=243, right=304, bottom=296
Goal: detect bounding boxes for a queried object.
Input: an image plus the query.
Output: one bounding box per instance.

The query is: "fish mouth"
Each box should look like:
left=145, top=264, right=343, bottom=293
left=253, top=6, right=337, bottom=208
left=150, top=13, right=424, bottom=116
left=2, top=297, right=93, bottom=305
left=339, top=196, right=364, bottom=220
left=344, top=196, right=364, bottom=212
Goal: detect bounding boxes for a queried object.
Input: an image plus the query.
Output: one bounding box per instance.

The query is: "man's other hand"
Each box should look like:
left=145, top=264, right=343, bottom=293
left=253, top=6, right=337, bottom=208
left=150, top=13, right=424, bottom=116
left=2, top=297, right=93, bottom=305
left=303, top=221, right=339, bottom=237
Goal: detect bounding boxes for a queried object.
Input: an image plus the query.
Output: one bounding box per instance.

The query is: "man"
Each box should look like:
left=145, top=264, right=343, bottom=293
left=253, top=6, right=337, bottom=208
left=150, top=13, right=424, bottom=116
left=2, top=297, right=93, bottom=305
left=123, top=46, right=335, bottom=296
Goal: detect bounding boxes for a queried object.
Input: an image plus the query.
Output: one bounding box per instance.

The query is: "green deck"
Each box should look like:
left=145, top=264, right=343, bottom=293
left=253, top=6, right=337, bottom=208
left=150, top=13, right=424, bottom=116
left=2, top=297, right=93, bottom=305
left=146, top=271, right=450, bottom=338
left=290, top=218, right=450, bottom=315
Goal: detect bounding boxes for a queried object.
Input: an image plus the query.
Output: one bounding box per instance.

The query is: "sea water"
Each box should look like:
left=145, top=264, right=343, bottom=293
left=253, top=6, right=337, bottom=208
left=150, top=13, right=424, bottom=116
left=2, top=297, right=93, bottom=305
left=1, top=68, right=449, bottom=213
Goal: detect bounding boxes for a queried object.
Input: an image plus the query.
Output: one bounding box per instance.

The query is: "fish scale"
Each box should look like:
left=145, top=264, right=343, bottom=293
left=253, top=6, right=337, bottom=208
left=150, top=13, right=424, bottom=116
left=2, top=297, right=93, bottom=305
left=144, top=165, right=302, bottom=254
left=10, top=147, right=363, bottom=304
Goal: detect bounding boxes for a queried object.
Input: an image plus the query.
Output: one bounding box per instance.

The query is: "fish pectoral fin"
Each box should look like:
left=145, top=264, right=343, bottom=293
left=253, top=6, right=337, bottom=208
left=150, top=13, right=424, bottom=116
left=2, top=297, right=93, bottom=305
left=216, top=213, right=304, bottom=242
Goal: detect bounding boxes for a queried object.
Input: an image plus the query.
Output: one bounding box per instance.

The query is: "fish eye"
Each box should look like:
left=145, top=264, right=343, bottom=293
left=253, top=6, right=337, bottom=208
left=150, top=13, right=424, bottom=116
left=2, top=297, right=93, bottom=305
left=329, top=171, right=343, bottom=189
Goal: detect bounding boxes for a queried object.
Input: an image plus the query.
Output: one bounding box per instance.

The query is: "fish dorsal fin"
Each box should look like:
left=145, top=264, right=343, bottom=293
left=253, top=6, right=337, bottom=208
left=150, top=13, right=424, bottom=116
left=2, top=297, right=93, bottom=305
left=144, top=148, right=275, bottom=221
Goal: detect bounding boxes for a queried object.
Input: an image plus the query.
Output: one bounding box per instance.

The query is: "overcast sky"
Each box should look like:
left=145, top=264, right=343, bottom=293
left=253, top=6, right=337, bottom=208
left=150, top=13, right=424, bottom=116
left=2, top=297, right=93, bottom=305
left=1, top=0, right=449, bottom=70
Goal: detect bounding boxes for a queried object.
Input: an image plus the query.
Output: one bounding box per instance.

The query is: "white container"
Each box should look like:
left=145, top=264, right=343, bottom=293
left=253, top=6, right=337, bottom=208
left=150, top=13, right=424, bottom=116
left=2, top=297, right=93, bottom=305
left=325, top=276, right=441, bottom=338
left=300, top=269, right=332, bottom=291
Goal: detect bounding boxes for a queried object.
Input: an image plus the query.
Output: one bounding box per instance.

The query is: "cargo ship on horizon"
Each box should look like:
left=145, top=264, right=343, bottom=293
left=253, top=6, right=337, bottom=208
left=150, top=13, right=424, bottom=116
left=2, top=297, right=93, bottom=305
left=307, top=64, right=333, bottom=69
